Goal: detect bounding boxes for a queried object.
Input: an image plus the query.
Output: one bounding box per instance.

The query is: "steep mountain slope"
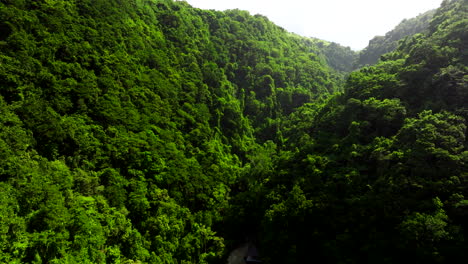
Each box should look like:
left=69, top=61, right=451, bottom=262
left=0, top=0, right=466, bottom=263
left=357, top=9, right=436, bottom=67
left=311, top=38, right=358, bottom=75
left=252, top=0, right=467, bottom=262
left=0, top=0, right=342, bottom=263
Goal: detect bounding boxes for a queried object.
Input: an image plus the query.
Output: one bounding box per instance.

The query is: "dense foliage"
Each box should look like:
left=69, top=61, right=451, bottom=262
left=249, top=0, right=467, bottom=262
left=357, top=9, right=436, bottom=67
left=0, top=0, right=342, bottom=262
left=0, top=0, right=466, bottom=263
left=312, top=39, right=358, bottom=76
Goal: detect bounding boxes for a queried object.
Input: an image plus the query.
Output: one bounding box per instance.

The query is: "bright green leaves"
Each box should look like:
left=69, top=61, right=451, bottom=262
left=0, top=183, right=27, bottom=263
left=0, top=98, right=32, bottom=170
left=393, top=110, right=467, bottom=181
left=142, top=188, right=224, bottom=264
left=400, top=198, right=451, bottom=242
left=315, top=96, right=407, bottom=144
left=264, top=185, right=314, bottom=222
left=399, top=197, right=453, bottom=261
left=397, top=110, right=466, bottom=155
left=67, top=196, right=106, bottom=262
left=345, top=62, right=402, bottom=100
left=0, top=0, right=465, bottom=263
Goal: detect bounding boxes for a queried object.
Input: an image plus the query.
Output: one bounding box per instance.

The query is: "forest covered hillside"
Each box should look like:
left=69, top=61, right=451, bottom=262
left=0, top=0, right=467, bottom=263
left=311, top=38, right=358, bottom=77
left=356, top=9, right=436, bottom=67
left=255, top=0, right=467, bottom=262
left=0, top=0, right=351, bottom=262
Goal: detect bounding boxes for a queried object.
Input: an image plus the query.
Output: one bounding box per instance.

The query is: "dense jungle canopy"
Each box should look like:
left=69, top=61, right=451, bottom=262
left=0, top=0, right=466, bottom=263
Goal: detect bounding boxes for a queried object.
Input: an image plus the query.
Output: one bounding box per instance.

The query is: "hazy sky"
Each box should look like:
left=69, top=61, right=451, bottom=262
left=184, top=0, right=443, bottom=50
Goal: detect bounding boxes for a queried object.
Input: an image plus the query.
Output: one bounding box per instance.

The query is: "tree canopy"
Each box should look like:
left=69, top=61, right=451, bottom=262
left=0, top=0, right=466, bottom=263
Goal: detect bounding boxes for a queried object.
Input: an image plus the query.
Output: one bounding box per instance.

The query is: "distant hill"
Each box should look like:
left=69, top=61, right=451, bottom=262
left=356, top=9, right=436, bottom=67
left=311, top=38, right=358, bottom=75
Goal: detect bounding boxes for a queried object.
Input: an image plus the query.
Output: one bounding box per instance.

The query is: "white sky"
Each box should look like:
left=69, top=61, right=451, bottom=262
left=184, top=0, right=443, bottom=50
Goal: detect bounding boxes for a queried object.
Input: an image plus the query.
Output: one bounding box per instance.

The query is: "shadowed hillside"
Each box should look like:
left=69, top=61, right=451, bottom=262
left=0, top=0, right=466, bottom=263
